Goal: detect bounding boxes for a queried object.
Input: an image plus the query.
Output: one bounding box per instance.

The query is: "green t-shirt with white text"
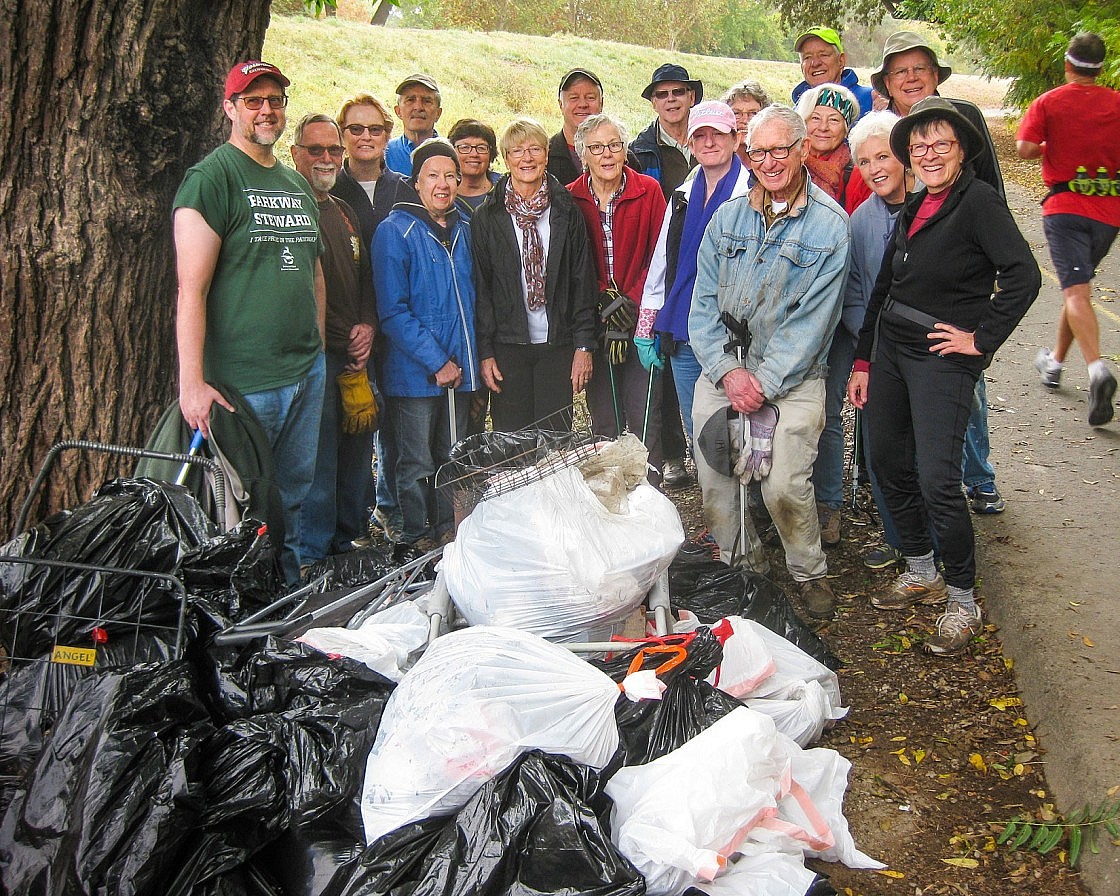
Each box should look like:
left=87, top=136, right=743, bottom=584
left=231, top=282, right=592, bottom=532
left=174, top=142, right=322, bottom=394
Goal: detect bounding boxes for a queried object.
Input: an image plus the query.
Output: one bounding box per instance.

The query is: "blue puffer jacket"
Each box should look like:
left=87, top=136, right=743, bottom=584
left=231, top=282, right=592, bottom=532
left=792, top=68, right=874, bottom=118
left=373, top=202, right=478, bottom=398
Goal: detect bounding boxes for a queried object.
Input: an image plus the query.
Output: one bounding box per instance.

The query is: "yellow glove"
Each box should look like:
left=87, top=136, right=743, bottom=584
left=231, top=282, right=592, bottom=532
left=337, top=370, right=378, bottom=434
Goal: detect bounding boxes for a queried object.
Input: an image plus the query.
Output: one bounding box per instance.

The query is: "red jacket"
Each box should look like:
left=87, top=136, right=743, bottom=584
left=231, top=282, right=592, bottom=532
left=569, top=167, right=667, bottom=305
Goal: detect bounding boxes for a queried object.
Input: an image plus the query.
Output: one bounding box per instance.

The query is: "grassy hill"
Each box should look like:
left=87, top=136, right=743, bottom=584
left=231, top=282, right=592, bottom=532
left=262, top=15, right=1009, bottom=169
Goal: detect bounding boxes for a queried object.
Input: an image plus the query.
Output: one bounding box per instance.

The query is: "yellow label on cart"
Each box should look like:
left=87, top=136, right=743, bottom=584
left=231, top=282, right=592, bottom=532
left=51, top=645, right=97, bottom=666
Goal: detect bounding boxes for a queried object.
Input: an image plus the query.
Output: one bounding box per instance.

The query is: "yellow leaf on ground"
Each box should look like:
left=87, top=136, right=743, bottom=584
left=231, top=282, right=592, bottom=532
left=898, top=754, right=912, bottom=766
left=890, top=736, right=907, bottom=742
left=1083, top=636, right=1096, bottom=648
left=1014, top=763, right=1026, bottom=776
left=941, top=857, right=979, bottom=869
left=970, top=753, right=988, bottom=773
left=876, top=869, right=906, bottom=878
left=989, top=696, right=1022, bottom=711
left=913, top=748, right=927, bottom=764
left=899, top=692, right=909, bottom=704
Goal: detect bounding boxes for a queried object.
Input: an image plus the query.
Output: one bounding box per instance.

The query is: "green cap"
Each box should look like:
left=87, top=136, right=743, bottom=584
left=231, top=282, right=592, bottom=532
left=795, top=27, right=843, bottom=54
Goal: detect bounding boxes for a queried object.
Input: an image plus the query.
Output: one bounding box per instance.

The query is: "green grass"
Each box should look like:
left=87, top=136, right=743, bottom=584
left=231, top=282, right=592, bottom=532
left=262, top=16, right=1010, bottom=169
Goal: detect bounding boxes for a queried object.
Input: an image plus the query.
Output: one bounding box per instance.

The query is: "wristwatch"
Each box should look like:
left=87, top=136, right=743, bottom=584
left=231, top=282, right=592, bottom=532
left=576, top=346, right=593, bottom=353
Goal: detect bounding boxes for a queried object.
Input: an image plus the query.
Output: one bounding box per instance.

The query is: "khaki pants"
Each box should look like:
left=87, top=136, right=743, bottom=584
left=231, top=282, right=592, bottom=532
left=692, top=375, right=827, bottom=582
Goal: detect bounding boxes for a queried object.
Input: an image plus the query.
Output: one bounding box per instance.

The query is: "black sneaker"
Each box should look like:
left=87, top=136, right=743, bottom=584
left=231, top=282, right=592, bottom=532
left=967, top=484, right=1005, bottom=514
left=1089, top=370, right=1117, bottom=426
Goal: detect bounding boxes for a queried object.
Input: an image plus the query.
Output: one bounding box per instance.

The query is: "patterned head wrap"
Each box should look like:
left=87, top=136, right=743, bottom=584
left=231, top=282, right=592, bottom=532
left=815, top=87, right=857, bottom=129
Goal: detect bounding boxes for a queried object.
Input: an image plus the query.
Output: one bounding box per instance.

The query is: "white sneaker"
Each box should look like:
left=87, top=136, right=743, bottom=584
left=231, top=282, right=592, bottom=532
left=1034, top=348, right=1061, bottom=388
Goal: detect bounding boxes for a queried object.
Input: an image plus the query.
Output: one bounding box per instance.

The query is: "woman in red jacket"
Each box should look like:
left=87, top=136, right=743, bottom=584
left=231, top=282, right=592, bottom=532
left=568, top=114, right=667, bottom=472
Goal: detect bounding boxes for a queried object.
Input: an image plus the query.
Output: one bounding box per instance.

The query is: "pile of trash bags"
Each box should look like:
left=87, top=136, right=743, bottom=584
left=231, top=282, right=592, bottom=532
left=0, top=444, right=881, bottom=896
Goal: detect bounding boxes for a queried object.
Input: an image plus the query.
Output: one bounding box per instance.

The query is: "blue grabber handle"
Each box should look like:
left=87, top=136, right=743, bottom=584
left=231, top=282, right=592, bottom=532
left=175, top=429, right=205, bottom=485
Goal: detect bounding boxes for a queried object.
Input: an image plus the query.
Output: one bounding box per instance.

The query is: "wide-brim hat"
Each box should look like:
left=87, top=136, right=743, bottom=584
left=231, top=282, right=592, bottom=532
left=871, top=31, right=952, bottom=97
left=889, top=96, right=984, bottom=165
left=642, top=63, right=704, bottom=103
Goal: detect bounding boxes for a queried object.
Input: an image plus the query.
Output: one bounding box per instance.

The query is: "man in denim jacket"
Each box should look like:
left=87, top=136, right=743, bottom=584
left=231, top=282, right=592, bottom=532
left=689, top=105, right=850, bottom=620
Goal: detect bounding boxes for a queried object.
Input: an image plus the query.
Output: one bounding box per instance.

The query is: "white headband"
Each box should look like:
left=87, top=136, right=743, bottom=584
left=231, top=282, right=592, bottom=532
left=1066, top=51, right=1104, bottom=69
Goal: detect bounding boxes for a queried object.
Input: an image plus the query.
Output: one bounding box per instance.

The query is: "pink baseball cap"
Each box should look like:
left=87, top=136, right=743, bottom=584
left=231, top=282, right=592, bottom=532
left=224, top=61, right=290, bottom=100
left=687, top=101, right=737, bottom=140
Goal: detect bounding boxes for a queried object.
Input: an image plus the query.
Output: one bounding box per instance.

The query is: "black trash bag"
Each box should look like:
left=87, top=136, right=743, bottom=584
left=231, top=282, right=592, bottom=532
left=179, top=520, right=282, bottom=620
left=0, top=660, right=214, bottom=896
left=322, top=751, right=644, bottom=896
left=256, top=827, right=365, bottom=896
left=0, top=630, right=179, bottom=800
left=302, top=546, right=397, bottom=591
left=592, top=628, right=743, bottom=766
left=0, top=478, right=214, bottom=660
left=669, top=558, right=841, bottom=671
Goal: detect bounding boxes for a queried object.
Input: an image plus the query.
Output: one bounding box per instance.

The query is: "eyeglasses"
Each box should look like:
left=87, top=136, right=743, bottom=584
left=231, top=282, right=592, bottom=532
left=908, top=139, right=958, bottom=158
left=888, top=64, right=934, bottom=80
left=296, top=144, right=344, bottom=158
left=652, top=86, right=690, bottom=100
left=343, top=123, right=388, bottom=136
left=585, top=140, right=625, bottom=156
left=455, top=143, right=491, bottom=155
left=507, top=145, right=546, bottom=160
left=745, top=139, right=801, bottom=162
left=237, top=95, right=288, bottom=110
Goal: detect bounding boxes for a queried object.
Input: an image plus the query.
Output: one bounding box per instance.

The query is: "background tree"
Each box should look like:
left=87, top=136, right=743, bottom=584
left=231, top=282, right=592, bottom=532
left=0, top=0, right=273, bottom=534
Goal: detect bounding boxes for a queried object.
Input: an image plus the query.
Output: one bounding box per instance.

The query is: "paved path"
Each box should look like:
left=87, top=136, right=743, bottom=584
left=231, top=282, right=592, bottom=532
left=980, top=181, right=1120, bottom=895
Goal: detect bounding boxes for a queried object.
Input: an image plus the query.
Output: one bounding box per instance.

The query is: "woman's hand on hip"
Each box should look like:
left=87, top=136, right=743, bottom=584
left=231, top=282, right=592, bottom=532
left=927, top=323, right=980, bottom=357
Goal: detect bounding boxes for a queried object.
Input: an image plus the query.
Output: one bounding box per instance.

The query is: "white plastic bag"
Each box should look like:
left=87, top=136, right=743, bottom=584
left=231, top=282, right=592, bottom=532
left=738, top=620, right=845, bottom=717
left=604, top=707, right=882, bottom=896
left=360, top=626, right=620, bottom=844
left=674, top=613, right=777, bottom=697
left=442, top=464, right=683, bottom=642
left=746, top=680, right=836, bottom=747
left=297, top=598, right=430, bottom=682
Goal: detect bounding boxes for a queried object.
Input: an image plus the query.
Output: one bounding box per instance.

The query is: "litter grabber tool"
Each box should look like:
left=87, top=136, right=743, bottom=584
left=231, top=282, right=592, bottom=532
left=720, top=312, right=753, bottom=565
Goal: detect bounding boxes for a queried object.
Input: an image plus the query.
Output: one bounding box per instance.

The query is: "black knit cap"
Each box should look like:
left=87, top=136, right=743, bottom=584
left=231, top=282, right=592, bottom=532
left=410, top=137, right=461, bottom=181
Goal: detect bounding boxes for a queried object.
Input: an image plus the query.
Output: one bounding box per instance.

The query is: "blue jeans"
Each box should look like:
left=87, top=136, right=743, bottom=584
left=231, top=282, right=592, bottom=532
left=389, top=391, right=470, bottom=543
left=812, top=326, right=857, bottom=510
left=300, top=352, right=377, bottom=563
left=961, top=374, right=995, bottom=490
left=670, top=343, right=703, bottom=457
left=243, top=353, right=326, bottom=583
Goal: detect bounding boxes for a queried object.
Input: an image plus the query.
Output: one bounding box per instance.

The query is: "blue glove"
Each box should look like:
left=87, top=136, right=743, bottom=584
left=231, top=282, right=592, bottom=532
left=634, top=336, right=664, bottom=371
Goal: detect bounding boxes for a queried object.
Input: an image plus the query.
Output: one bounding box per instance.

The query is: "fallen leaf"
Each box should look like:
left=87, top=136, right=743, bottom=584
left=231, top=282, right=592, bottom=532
left=989, top=696, right=1022, bottom=711
left=876, top=869, right=906, bottom=878
left=1084, top=636, right=1096, bottom=648
left=914, top=748, right=927, bottom=764
left=970, top=753, right=988, bottom=773
left=941, top=857, right=979, bottom=869
left=899, top=692, right=909, bottom=704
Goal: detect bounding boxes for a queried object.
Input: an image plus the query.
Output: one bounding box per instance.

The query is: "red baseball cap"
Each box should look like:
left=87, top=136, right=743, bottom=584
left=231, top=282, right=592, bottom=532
left=224, top=61, right=290, bottom=100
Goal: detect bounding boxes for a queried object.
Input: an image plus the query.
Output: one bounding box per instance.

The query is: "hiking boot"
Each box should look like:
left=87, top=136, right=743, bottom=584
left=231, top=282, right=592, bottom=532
left=863, top=544, right=903, bottom=570
left=817, top=502, right=841, bottom=547
left=662, top=459, right=691, bottom=489
left=967, top=484, right=1006, bottom=514
left=800, top=577, right=836, bottom=620
left=1034, top=348, right=1061, bottom=388
left=1088, top=369, right=1117, bottom=426
left=871, top=571, right=948, bottom=610
left=924, top=602, right=982, bottom=655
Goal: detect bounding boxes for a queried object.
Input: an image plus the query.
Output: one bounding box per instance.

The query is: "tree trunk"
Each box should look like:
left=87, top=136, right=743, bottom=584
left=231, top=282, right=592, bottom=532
left=0, top=0, right=273, bottom=537
left=371, top=0, right=394, bottom=26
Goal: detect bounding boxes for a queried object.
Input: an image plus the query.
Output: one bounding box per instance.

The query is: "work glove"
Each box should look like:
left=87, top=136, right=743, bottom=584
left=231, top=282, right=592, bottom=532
left=337, top=370, right=379, bottom=434
left=598, top=288, right=637, bottom=366
left=732, top=401, right=779, bottom=482
left=634, top=336, right=664, bottom=371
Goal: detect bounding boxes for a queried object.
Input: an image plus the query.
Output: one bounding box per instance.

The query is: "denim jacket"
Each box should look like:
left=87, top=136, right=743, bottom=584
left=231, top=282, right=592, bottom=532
left=689, top=174, right=850, bottom=400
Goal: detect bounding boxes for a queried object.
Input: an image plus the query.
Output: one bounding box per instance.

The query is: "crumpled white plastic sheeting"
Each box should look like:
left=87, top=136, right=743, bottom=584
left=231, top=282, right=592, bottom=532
left=605, top=707, right=883, bottom=896
left=360, top=625, right=621, bottom=844
left=443, top=464, right=684, bottom=642
left=297, top=599, right=430, bottom=682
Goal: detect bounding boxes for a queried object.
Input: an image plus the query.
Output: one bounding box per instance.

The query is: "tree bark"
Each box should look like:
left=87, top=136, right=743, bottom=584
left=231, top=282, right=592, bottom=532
left=0, top=0, right=273, bottom=536
left=371, top=0, right=394, bottom=26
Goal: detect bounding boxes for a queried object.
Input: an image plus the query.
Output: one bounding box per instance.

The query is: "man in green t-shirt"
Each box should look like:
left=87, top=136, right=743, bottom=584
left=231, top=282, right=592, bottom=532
left=173, top=60, right=327, bottom=583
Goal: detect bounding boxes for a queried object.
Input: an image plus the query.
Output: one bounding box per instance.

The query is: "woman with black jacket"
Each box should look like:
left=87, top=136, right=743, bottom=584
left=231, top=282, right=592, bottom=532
left=472, top=118, right=598, bottom=432
left=847, top=97, right=1041, bottom=655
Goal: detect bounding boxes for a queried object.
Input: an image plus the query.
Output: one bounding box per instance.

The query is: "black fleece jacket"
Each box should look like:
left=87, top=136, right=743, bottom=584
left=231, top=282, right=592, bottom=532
left=856, top=167, right=1040, bottom=368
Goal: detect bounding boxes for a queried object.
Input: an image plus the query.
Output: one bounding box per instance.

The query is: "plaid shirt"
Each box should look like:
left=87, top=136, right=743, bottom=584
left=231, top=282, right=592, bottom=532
left=597, top=172, right=627, bottom=287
